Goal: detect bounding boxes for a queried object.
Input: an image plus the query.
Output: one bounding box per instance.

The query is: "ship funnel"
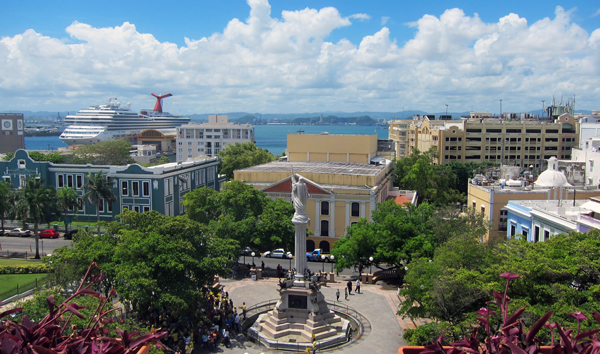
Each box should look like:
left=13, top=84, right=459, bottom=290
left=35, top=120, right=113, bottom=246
left=151, top=93, right=173, bottom=113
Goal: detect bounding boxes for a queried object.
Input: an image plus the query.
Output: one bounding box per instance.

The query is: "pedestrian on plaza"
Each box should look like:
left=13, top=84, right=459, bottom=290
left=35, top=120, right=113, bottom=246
left=336, top=288, right=340, bottom=302
left=347, top=280, right=353, bottom=294
left=243, top=302, right=247, bottom=320
left=234, top=313, right=241, bottom=333
left=344, top=287, right=348, bottom=300
left=261, top=261, right=265, bottom=270
left=356, top=279, right=361, bottom=294
left=313, top=339, right=317, bottom=354
left=222, top=328, right=230, bottom=348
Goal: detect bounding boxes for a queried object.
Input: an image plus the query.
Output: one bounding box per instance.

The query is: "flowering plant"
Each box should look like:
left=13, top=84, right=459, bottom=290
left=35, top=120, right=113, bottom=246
left=421, top=273, right=600, bottom=354
left=0, top=263, right=166, bottom=354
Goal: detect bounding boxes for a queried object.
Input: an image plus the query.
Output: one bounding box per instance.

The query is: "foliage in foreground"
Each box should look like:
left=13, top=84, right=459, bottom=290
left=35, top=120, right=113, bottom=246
left=0, top=263, right=166, bottom=354
left=401, top=229, right=600, bottom=345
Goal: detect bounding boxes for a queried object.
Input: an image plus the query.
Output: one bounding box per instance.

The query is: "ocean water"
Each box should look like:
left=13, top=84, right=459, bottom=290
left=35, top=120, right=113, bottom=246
left=24, top=125, right=390, bottom=154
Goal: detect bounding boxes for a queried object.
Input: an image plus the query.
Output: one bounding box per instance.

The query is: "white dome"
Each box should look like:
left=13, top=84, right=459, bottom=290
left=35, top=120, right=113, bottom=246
left=534, top=157, right=572, bottom=188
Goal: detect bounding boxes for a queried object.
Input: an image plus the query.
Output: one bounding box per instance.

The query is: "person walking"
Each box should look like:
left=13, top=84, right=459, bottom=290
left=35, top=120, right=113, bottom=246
left=356, top=279, right=361, bottom=294
left=344, top=287, right=348, bottom=300
left=243, top=302, right=247, bottom=320
left=336, top=288, right=340, bottom=302
left=347, top=280, right=353, bottom=294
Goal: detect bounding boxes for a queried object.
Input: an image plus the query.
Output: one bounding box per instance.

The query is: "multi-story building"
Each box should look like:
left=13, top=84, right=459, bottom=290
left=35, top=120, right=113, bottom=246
left=389, top=114, right=579, bottom=168
left=1, top=149, right=220, bottom=222
left=468, top=157, right=600, bottom=241
left=0, top=113, right=25, bottom=154
left=176, top=115, right=255, bottom=162
left=236, top=133, right=416, bottom=252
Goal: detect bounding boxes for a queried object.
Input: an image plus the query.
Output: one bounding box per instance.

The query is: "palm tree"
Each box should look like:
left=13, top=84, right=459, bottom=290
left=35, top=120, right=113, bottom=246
left=83, top=171, right=116, bottom=223
left=0, top=182, right=14, bottom=234
left=57, top=187, right=78, bottom=233
left=13, top=176, right=58, bottom=259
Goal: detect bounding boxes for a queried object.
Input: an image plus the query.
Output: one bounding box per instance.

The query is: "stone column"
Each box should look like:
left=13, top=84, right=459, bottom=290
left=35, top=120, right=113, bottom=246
left=293, top=220, right=308, bottom=281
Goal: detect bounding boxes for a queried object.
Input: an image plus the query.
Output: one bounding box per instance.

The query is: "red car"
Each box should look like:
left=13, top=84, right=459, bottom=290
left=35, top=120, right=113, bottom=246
left=38, top=229, right=60, bottom=239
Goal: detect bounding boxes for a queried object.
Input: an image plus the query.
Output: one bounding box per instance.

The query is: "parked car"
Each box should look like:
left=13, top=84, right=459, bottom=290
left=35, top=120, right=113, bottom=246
left=0, top=229, right=6, bottom=236
left=7, top=228, right=32, bottom=237
left=39, top=229, right=60, bottom=239
left=263, top=248, right=293, bottom=259
left=239, top=247, right=257, bottom=256
left=64, top=229, right=79, bottom=240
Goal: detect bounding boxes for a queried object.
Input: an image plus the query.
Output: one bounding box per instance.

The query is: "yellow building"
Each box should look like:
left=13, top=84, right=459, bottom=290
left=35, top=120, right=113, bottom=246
left=235, top=133, right=416, bottom=252
left=286, top=133, right=378, bottom=163
left=468, top=183, right=600, bottom=241
left=389, top=114, right=579, bottom=168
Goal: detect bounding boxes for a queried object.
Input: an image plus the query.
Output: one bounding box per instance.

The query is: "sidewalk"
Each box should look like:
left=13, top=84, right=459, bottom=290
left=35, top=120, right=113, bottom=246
left=215, top=277, right=409, bottom=353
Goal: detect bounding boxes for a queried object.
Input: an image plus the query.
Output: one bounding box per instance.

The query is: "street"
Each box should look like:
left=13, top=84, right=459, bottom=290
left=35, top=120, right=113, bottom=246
left=0, top=236, right=71, bottom=255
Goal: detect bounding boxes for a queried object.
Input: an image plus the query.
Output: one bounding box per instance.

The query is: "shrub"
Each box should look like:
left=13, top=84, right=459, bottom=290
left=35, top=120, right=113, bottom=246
left=0, top=264, right=52, bottom=274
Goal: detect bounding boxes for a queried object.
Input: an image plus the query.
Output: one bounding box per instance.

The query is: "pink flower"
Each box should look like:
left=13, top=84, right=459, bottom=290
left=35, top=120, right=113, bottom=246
left=570, top=312, right=588, bottom=321
left=499, top=272, right=521, bottom=280
left=544, top=322, right=557, bottom=329
left=476, top=308, right=497, bottom=317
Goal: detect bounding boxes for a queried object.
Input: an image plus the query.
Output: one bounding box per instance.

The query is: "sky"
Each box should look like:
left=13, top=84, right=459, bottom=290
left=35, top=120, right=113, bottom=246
left=1, top=0, right=600, bottom=115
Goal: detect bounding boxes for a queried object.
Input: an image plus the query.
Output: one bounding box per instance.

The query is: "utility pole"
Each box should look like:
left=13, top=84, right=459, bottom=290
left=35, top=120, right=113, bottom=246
left=500, top=99, right=503, bottom=118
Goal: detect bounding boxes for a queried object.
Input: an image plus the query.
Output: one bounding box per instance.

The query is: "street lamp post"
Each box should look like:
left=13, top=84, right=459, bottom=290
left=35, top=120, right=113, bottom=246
left=321, top=255, right=326, bottom=272
left=369, top=256, right=374, bottom=274
left=330, top=255, right=335, bottom=272
left=251, top=252, right=255, bottom=268
left=289, top=254, right=292, bottom=271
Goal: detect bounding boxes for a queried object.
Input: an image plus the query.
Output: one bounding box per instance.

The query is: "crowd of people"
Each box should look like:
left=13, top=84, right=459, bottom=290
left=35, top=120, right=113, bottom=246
left=141, top=288, right=247, bottom=354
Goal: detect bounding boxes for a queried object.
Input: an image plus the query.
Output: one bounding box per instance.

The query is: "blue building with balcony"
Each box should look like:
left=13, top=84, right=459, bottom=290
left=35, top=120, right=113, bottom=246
left=1, top=149, right=221, bottom=222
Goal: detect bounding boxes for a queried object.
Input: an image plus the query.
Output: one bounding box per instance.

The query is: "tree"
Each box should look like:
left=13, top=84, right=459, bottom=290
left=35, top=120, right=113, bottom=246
left=13, top=176, right=58, bottom=259
left=83, top=171, right=116, bottom=223
left=28, top=151, right=66, bottom=164
left=0, top=181, right=13, bottom=233
left=217, top=142, right=275, bottom=180
left=183, top=181, right=295, bottom=252
left=57, top=187, right=79, bottom=232
left=69, top=139, right=135, bottom=165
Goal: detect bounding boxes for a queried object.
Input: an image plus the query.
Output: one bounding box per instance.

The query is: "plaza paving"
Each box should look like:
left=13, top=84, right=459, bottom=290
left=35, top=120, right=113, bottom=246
left=209, top=276, right=409, bottom=354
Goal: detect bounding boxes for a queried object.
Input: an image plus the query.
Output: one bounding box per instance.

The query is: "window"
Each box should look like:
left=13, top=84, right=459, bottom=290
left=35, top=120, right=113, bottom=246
left=534, top=226, right=540, bottom=242
left=18, top=160, right=26, bottom=169
left=320, top=220, right=329, bottom=236
left=510, top=224, right=516, bottom=237
left=19, top=175, right=26, bottom=188
left=134, top=206, right=140, bottom=213
left=76, top=175, right=83, bottom=189
left=3, top=177, right=9, bottom=183
left=121, top=181, right=128, bottom=196
left=321, top=201, right=329, bottom=215
left=58, top=175, right=64, bottom=188
left=142, top=181, right=150, bottom=196
left=351, top=202, right=360, bottom=217
left=132, top=181, right=139, bottom=196
left=67, top=175, right=73, bottom=188
left=480, top=205, right=485, bottom=215
left=544, top=230, right=550, bottom=241
left=143, top=206, right=150, bottom=213
left=522, top=229, right=528, bottom=239
left=78, top=198, right=84, bottom=212
left=108, top=201, right=112, bottom=212
left=123, top=206, right=129, bottom=212
left=472, top=201, right=476, bottom=209
left=99, top=199, right=104, bottom=212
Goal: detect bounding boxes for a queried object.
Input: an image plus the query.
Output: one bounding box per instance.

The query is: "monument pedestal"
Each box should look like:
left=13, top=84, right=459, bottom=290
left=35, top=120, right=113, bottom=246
left=249, top=282, right=349, bottom=350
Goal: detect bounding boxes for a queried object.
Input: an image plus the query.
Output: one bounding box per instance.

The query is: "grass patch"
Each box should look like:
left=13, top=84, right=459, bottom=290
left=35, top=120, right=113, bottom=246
left=0, top=274, right=47, bottom=300
left=0, top=259, right=41, bottom=266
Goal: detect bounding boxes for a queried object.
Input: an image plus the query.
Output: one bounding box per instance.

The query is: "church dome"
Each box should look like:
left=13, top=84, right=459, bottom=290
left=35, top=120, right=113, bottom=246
left=534, top=157, right=572, bottom=188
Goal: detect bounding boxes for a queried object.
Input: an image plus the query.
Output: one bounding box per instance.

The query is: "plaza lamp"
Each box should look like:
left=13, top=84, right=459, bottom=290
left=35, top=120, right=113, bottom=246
left=251, top=252, right=255, bottom=268
left=369, top=256, right=374, bottom=274
left=321, top=254, right=326, bottom=272
left=330, top=255, right=335, bottom=272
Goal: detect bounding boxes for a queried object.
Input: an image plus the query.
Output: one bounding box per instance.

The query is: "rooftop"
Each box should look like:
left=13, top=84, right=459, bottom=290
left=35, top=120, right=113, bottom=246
left=470, top=183, right=600, bottom=194
left=237, top=161, right=388, bottom=177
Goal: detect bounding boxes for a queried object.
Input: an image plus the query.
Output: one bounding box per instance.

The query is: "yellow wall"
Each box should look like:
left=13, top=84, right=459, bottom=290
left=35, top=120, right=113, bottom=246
left=287, top=134, right=378, bottom=163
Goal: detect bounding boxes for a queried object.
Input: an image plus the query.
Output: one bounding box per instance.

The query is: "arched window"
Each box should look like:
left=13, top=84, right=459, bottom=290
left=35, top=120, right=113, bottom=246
left=320, top=220, right=329, bottom=236
left=321, top=201, right=329, bottom=215
left=319, top=241, right=330, bottom=253
left=306, top=240, right=315, bottom=252
left=351, top=202, right=360, bottom=217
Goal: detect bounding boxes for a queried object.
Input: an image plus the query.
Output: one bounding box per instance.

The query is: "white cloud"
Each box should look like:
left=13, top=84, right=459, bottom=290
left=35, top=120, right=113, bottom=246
left=349, top=13, right=370, bottom=21
left=593, top=8, right=600, bottom=17
left=381, top=16, right=390, bottom=25
left=0, top=2, right=599, bottom=113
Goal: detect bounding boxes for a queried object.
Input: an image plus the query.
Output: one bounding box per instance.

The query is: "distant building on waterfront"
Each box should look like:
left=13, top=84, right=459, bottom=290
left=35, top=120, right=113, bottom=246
left=0, top=113, right=25, bottom=154
left=0, top=149, right=220, bottom=222
left=176, top=115, right=255, bottom=162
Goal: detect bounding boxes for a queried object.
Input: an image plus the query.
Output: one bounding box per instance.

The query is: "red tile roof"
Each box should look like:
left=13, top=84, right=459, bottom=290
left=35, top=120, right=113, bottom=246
left=387, top=195, right=412, bottom=205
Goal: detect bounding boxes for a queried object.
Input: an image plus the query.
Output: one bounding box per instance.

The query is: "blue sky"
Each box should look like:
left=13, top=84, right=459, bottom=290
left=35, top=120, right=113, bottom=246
left=1, top=0, right=599, bottom=113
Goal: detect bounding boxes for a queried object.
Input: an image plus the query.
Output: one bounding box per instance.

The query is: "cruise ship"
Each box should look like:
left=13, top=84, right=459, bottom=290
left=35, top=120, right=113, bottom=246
left=59, top=93, right=190, bottom=146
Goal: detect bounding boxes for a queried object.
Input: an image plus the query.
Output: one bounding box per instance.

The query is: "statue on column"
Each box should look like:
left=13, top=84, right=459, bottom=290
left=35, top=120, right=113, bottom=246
left=291, top=174, right=309, bottom=224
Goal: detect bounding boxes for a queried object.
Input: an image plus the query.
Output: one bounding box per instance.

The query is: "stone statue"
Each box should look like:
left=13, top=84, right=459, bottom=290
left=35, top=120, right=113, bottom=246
left=291, top=174, right=309, bottom=224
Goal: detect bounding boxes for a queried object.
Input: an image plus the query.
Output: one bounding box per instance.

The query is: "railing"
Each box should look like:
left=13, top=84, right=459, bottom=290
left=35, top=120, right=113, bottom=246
left=243, top=299, right=370, bottom=352
left=0, top=276, right=48, bottom=301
